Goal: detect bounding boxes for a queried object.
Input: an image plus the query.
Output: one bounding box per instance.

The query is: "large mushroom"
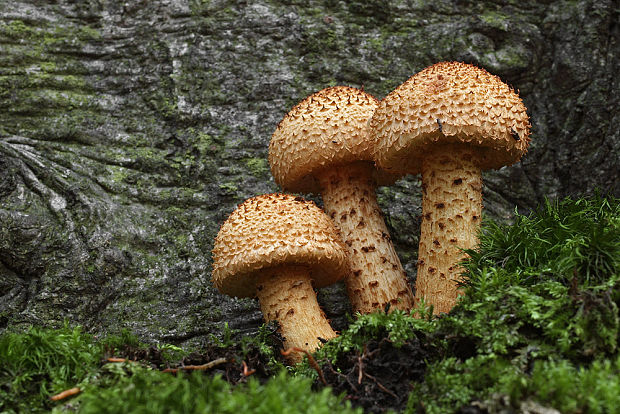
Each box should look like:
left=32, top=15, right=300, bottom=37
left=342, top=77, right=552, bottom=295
left=269, top=86, right=414, bottom=314
left=211, top=193, right=349, bottom=358
left=369, top=61, right=531, bottom=314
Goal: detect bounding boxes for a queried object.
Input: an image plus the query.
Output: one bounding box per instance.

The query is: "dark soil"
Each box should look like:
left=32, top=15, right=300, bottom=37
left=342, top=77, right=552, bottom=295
left=104, top=329, right=450, bottom=413
left=102, top=326, right=285, bottom=385
left=315, top=335, right=437, bottom=413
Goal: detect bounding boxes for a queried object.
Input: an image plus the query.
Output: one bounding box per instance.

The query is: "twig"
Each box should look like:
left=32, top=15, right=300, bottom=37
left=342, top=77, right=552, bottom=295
left=107, top=357, right=127, bottom=363
left=162, top=357, right=228, bottom=373
left=323, top=359, right=358, bottom=392
left=357, top=351, right=363, bottom=385
left=281, top=347, right=326, bottom=385
left=364, top=372, right=398, bottom=399
left=50, top=387, right=81, bottom=401
left=242, top=361, right=256, bottom=377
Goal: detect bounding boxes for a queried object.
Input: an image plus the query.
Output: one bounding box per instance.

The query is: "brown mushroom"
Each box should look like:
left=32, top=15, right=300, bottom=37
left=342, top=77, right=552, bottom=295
left=369, top=61, right=531, bottom=314
left=269, top=86, right=414, bottom=314
left=211, top=193, right=349, bottom=360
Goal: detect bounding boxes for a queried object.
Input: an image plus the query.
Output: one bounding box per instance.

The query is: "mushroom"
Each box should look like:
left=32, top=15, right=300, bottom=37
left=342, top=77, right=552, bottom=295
left=269, top=86, right=415, bottom=314
left=369, top=61, right=531, bottom=314
left=211, top=193, right=349, bottom=359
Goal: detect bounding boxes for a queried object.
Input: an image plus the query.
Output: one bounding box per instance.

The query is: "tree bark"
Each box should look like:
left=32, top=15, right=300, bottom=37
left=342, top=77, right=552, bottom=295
left=0, top=0, right=617, bottom=345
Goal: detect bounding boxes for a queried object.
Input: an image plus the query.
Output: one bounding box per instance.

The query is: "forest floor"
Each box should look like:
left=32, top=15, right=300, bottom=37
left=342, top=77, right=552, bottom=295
left=1, top=195, right=618, bottom=413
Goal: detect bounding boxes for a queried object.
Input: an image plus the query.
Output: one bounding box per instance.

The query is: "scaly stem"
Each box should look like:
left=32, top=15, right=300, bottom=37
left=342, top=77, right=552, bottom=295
left=416, top=144, right=482, bottom=314
left=317, top=162, right=414, bottom=314
left=256, top=265, right=336, bottom=361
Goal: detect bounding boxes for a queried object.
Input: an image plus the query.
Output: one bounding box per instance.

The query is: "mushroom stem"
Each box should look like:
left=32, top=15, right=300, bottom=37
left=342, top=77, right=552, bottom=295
left=416, top=143, right=482, bottom=314
left=317, top=162, right=414, bottom=314
left=256, top=265, right=336, bottom=359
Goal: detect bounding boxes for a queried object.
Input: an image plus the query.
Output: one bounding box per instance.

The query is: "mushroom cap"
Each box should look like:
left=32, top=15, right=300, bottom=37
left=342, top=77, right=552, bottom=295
left=269, top=86, right=398, bottom=193
left=370, top=61, right=531, bottom=174
left=211, top=193, right=349, bottom=298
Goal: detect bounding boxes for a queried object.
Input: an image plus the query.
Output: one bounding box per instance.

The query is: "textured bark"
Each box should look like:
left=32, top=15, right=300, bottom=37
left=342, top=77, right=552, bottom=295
left=317, top=163, right=414, bottom=314
left=0, top=0, right=618, bottom=345
left=416, top=145, right=482, bottom=314
left=256, top=265, right=336, bottom=360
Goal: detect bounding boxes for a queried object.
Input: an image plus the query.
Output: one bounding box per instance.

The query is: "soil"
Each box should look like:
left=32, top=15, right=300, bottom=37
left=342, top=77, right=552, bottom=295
left=102, top=325, right=286, bottom=386
left=104, top=328, right=456, bottom=413
left=314, top=335, right=437, bottom=413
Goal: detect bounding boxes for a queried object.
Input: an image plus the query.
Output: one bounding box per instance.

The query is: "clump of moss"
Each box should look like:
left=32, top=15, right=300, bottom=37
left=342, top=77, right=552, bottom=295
left=0, top=324, right=190, bottom=413
left=74, top=369, right=360, bottom=414
left=407, top=194, right=619, bottom=413
left=0, top=324, right=100, bottom=413
left=293, top=195, right=618, bottom=414
left=0, top=321, right=359, bottom=414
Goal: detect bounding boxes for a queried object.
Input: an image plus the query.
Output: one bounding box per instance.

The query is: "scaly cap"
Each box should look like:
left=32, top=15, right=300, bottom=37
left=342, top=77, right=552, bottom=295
left=370, top=61, right=531, bottom=173
left=269, top=86, right=395, bottom=192
left=211, top=193, right=349, bottom=298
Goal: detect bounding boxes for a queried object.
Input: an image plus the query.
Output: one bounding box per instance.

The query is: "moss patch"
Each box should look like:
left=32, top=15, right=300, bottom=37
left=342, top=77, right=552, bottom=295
left=2, top=196, right=618, bottom=413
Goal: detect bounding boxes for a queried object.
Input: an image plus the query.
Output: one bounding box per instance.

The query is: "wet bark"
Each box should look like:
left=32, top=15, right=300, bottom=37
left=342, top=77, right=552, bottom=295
left=0, top=0, right=618, bottom=346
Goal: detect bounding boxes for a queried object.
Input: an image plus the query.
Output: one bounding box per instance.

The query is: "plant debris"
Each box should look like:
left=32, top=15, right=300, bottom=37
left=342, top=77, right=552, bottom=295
left=318, top=336, right=436, bottom=413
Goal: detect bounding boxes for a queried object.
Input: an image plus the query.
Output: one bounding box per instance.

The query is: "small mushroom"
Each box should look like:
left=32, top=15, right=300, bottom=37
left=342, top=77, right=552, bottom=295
left=369, top=62, right=531, bottom=314
left=269, top=86, right=414, bottom=314
left=211, top=193, right=349, bottom=360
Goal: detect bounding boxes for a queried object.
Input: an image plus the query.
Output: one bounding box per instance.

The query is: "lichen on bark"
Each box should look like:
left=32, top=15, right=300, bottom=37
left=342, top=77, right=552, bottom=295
left=0, top=0, right=618, bottom=346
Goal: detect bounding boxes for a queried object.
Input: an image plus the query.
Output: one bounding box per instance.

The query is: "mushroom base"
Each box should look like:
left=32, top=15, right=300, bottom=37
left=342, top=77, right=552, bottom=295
left=317, top=162, right=414, bottom=314
left=416, top=144, right=482, bottom=314
left=256, top=265, right=336, bottom=361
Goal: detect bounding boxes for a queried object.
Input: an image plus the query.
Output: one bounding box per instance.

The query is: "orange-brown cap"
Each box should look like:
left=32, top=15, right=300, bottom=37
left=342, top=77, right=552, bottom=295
left=370, top=61, right=531, bottom=174
left=269, top=86, right=396, bottom=193
left=211, top=193, right=349, bottom=298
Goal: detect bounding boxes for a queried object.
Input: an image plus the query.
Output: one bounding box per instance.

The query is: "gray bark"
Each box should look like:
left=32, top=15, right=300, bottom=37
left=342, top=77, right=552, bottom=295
left=1, top=0, right=618, bottom=346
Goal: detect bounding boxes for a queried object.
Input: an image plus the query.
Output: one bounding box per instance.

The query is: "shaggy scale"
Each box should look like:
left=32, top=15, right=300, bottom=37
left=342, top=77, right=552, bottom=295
left=318, top=162, right=414, bottom=313
left=370, top=61, right=531, bottom=314
left=269, top=87, right=414, bottom=314
left=257, top=265, right=337, bottom=361
left=417, top=145, right=482, bottom=313
left=211, top=193, right=348, bottom=358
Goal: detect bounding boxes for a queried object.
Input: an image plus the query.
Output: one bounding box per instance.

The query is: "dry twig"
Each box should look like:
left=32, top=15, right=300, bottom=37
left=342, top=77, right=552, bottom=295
left=364, top=372, right=398, bottom=399
left=281, top=347, right=327, bottom=385
left=162, top=357, right=228, bottom=373
left=50, top=387, right=81, bottom=401
left=242, top=361, right=256, bottom=377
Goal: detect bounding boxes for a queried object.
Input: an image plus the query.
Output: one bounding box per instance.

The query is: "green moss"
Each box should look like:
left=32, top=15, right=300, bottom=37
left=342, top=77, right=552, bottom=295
left=296, top=308, right=434, bottom=377
left=407, top=195, right=620, bottom=413
left=244, top=157, right=269, bottom=178
left=0, top=19, right=100, bottom=133
left=293, top=195, right=619, bottom=413
left=0, top=19, right=37, bottom=39
left=74, top=370, right=361, bottom=414
left=0, top=324, right=358, bottom=414
left=219, top=182, right=239, bottom=193
left=109, top=165, right=130, bottom=185
left=479, top=10, right=510, bottom=31
left=0, top=324, right=101, bottom=413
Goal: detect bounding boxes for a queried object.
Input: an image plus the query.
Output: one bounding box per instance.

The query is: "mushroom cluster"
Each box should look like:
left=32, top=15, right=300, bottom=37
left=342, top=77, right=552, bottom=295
left=269, top=86, right=414, bottom=314
left=210, top=61, right=531, bottom=360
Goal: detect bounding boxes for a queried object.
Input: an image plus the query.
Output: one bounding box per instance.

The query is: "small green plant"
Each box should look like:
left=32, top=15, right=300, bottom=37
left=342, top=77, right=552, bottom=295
left=294, top=307, right=435, bottom=379
left=407, top=194, right=620, bottom=413
left=0, top=323, right=101, bottom=413
left=501, top=355, right=620, bottom=413
left=239, top=321, right=286, bottom=372
left=73, top=369, right=361, bottom=414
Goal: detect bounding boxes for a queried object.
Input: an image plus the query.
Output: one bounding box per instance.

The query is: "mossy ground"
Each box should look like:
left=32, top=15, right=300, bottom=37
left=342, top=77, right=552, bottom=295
left=1, top=195, right=618, bottom=413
